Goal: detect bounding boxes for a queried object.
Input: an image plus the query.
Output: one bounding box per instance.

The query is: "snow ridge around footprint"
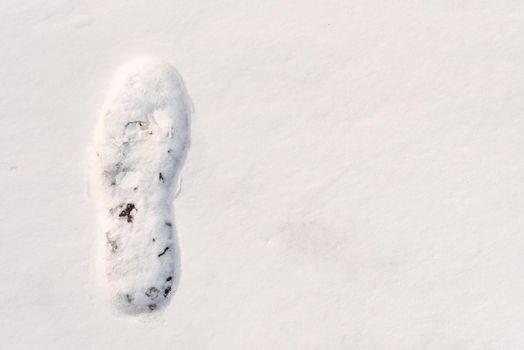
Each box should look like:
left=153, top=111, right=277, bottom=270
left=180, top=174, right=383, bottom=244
left=93, top=59, right=191, bottom=314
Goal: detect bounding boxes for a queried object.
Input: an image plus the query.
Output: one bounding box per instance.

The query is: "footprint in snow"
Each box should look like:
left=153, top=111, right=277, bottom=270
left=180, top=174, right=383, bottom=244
left=93, top=58, right=191, bottom=314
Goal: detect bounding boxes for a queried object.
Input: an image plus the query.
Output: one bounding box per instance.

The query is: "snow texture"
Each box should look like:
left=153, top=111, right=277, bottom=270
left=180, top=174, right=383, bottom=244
left=93, top=59, right=190, bottom=314
left=3, top=0, right=524, bottom=348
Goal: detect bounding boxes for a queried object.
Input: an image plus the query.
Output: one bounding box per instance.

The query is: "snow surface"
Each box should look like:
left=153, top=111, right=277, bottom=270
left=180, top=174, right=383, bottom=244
left=2, top=0, right=524, bottom=349
left=93, top=59, right=190, bottom=314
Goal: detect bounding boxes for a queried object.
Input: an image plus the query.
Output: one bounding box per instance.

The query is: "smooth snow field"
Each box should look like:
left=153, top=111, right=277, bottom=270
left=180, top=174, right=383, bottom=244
left=1, top=0, right=524, bottom=349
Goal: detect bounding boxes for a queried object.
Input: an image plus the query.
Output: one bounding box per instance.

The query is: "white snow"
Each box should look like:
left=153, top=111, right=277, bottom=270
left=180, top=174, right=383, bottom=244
left=93, top=59, right=190, bottom=314
left=1, top=0, right=524, bottom=349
